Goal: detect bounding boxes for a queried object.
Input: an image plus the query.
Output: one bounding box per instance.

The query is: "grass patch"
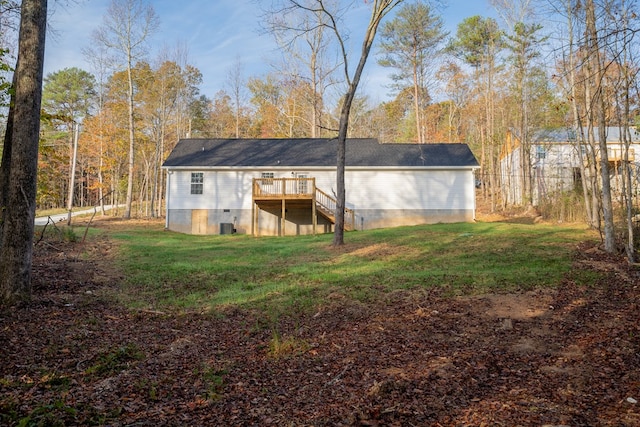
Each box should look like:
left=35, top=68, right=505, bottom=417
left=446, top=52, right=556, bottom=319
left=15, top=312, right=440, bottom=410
left=108, top=221, right=597, bottom=315
left=34, top=223, right=80, bottom=243
left=2, top=400, right=77, bottom=427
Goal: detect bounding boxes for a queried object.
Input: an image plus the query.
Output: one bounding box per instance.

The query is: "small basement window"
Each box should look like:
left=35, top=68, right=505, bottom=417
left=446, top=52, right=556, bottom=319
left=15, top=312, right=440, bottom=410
left=191, top=172, right=203, bottom=194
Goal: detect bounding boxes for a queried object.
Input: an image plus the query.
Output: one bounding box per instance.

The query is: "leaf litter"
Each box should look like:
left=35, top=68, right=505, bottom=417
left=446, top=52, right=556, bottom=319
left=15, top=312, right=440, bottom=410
left=1, top=227, right=639, bottom=426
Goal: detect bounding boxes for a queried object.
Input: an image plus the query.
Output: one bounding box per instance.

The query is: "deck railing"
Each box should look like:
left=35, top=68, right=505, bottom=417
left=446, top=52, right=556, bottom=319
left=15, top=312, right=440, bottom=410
left=580, top=146, right=636, bottom=163
left=253, top=177, right=315, bottom=198
left=607, top=147, right=635, bottom=162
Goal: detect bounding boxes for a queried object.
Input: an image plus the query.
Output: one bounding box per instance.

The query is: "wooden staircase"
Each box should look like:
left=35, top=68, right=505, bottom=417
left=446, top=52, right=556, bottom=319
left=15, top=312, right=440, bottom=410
left=314, top=187, right=355, bottom=231
left=252, top=178, right=355, bottom=235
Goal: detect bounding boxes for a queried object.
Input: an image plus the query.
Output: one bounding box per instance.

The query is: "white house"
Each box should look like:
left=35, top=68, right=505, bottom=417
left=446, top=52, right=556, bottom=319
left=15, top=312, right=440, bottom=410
left=162, top=138, right=480, bottom=236
left=500, top=127, right=640, bottom=206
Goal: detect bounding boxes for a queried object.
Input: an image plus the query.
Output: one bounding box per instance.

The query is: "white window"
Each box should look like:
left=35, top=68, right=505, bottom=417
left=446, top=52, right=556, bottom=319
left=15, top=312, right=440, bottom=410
left=296, top=173, right=309, bottom=194
left=261, top=172, right=274, bottom=186
left=191, top=172, right=203, bottom=195
left=536, top=146, right=546, bottom=160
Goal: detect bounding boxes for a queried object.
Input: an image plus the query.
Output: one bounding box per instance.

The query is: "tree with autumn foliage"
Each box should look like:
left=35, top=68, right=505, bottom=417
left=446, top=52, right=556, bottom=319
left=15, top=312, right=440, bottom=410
left=41, top=67, right=97, bottom=220
left=377, top=1, right=447, bottom=144
left=248, top=74, right=311, bottom=138
left=92, top=0, right=159, bottom=219
left=448, top=15, right=503, bottom=211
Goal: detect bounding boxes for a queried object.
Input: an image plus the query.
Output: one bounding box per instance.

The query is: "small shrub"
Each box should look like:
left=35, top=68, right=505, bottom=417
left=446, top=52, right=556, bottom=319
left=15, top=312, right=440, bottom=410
left=34, top=224, right=78, bottom=243
left=85, top=343, right=144, bottom=377
left=40, top=372, right=71, bottom=391
left=134, top=378, right=160, bottom=401
left=198, top=364, right=227, bottom=401
left=268, top=330, right=309, bottom=359
left=62, top=226, right=79, bottom=242
left=537, top=190, right=586, bottom=223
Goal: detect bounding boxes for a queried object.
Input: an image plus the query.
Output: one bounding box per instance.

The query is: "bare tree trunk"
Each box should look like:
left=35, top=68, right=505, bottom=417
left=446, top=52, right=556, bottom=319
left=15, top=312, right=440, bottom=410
left=124, top=63, right=135, bottom=219
left=487, top=56, right=497, bottom=212
left=0, top=0, right=47, bottom=305
left=564, top=0, right=593, bottom=225
left=586, top=0, right=615, bottom=253
left=622, top=124, right=635, bottom=262
left=227, top=57, right=245, bottom=139
left=94, top=0, right=159, bottom=219
left=413, top=66, right=422, bottom=143
left=332, top=0, right=402, bottom=246
left=66, top=124, right=79, bottom=225
left=620, top=6, right=636, bottom=262
left=582, top=24, right=602, bottom=230
left=589, top=135, right=601, bottom=230
left=263, top=0, right=401, bottom=245
left=0, top=73, right=16, bottom=245
left=597, top=116, right=615, bottom=252
left=310, top=49, right=318, bottom=138
left=150, top=120, right=164, bottom=218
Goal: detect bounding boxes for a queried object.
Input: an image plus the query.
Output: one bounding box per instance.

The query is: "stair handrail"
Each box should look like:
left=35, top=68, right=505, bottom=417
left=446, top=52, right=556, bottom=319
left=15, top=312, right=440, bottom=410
left=315, top=188, right=355, bottom=230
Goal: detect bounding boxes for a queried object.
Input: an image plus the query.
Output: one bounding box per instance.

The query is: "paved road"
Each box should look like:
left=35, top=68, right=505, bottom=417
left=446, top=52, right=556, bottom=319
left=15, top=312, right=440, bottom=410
left=35, top=205, right=121, bottom=226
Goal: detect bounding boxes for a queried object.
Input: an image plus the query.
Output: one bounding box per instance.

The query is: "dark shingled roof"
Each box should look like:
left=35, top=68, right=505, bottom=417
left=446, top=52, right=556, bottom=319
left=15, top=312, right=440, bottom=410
left=162, top=138, right=479, bottom=168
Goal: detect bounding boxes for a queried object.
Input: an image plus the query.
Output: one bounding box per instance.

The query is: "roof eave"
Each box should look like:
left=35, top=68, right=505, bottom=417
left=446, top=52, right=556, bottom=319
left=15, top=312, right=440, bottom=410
left=162, top=165, right=480, bottom=171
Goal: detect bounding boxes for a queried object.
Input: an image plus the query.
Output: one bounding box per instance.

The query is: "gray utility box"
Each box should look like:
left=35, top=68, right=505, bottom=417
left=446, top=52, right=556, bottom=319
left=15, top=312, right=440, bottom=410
left=220, top=223, right=236, bottom=235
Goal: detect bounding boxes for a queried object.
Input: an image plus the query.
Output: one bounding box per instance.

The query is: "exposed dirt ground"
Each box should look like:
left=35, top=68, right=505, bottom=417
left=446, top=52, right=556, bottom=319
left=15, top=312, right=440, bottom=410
left=1, top=215, right=640, bottom=426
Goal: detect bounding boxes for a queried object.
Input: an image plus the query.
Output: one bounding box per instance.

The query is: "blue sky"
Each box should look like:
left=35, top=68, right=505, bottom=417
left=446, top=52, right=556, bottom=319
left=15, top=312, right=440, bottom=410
left=44, top=0, right=496, bottom=103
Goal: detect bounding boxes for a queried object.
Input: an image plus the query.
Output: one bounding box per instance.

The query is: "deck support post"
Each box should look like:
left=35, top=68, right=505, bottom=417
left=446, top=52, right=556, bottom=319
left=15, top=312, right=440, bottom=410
left=281, top=199, right=286, bottom=236
left=251, top=201, right=256, bottom=236
left=312, top=185, right=317, bottom=235
left=252, top=177, right=348, bottom=236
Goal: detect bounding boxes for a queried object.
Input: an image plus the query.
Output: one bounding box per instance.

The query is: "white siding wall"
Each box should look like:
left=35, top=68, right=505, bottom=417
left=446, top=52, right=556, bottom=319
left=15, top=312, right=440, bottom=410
left=168, top=170, right=254, bottom=210
left=345, top=169, right=474, bottom=210
left=166, top=167, right=476, bottom=234
left=168, top=168, right=474, bottom=212
left=500, top=146, right=522, bottom=206
left=501, top=141, right=640, bottom=206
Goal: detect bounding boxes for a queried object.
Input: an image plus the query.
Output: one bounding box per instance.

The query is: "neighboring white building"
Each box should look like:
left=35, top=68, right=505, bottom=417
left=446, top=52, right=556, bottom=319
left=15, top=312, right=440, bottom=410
left=500, top=127, right=640, bottom=206
left=162, top=138, right=480, bottom=236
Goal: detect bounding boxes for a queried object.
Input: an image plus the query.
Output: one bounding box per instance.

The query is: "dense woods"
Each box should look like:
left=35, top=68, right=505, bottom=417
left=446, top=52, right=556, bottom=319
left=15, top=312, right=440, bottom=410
left=17, top=1, right=629, bottom=214
left=1, top=0, right=640, bottom=259
left=26, top=2, right=636, bottom=216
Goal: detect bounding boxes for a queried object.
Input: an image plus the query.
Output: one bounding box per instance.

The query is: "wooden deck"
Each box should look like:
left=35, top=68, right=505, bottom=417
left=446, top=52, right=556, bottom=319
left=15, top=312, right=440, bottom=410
left=607, top=147, right=635, bottom=163
left=583, top=147, right=636, bottom=165
left=252, top=178, right=355, bottom=236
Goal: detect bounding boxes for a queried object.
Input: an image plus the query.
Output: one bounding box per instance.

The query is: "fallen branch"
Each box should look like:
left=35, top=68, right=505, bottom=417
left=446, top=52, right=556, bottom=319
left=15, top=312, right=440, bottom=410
left=325, top=363, right=351, bottom=387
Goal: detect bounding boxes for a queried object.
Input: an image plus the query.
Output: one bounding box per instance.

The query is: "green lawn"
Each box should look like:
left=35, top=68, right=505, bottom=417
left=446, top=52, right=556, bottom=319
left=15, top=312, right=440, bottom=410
left=105, top=221, right=598, bottom=317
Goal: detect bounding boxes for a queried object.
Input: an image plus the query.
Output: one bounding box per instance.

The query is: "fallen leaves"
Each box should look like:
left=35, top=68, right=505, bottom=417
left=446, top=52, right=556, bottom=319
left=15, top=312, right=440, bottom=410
left=0, top=239, right=639, bottom=425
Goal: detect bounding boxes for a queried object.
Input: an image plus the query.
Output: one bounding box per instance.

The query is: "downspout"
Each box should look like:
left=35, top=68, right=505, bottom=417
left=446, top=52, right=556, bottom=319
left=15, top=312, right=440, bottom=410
left=165, top=169, right=171, bottom=229
left=472, top=168, right=478, bottom=221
